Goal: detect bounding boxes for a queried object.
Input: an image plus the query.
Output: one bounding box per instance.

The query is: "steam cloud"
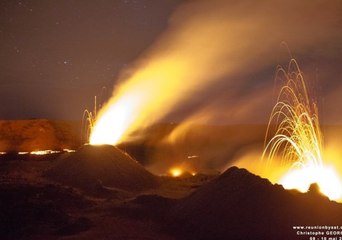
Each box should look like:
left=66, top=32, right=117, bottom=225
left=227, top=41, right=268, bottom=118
left=91, top=0, right=342, bottom=145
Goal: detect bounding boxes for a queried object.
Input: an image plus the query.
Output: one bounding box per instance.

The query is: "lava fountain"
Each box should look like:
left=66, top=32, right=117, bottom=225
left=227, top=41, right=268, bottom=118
left=262, top=59, right=342, bottom=201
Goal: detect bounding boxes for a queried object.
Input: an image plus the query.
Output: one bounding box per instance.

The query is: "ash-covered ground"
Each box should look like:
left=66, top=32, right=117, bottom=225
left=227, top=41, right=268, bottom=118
left=0, top=145, right=215, bottom=240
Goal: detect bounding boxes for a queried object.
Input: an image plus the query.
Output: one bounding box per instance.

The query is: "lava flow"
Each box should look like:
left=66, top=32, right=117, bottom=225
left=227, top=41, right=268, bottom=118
left=262, top=59, right=342, bottom=201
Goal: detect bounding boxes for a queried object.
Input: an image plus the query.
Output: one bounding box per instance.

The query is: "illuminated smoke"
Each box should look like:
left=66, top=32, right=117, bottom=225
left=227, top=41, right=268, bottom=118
left=90, top=0, right=341, bottom=145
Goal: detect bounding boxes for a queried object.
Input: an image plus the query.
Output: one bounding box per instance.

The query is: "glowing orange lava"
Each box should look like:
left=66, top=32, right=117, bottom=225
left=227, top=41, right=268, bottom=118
left=280, top=165, right=342, bottom=200
left=262, top=59, right=342, bottom=201
left=12, top=149, right=76, bottom=155
left=30, top=150, right=61, bottom=155
left=169, top=167, right=184, bottom=177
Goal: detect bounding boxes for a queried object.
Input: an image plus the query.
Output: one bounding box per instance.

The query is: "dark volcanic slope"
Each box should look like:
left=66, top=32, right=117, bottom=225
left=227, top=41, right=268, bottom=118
left=169, top=166, right=342, bottom=240
left=0, top=183, right=93, bottom=239
left=45, top=144, right=159, bottom=193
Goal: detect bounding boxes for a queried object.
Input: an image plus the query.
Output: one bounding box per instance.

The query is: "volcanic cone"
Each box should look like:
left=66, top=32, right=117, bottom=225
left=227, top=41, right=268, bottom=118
left=45, top=144, right=159, bottom=193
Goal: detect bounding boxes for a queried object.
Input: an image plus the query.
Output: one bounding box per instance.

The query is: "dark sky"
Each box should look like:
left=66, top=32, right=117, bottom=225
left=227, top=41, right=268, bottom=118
left=1, top=0, right=342, bottom=124
left=0, top=0, right=181, bottom=119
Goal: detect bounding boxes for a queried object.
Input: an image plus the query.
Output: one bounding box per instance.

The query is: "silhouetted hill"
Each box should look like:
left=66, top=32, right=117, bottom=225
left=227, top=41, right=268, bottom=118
left=168, top=166, right=342, bottom=240
left=0, top=183, right=93, bottom=239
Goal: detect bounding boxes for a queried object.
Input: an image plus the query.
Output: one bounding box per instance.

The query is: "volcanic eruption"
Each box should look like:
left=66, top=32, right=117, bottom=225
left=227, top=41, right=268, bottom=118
left=87, top=0, right=341, bottom=148
left=262, top=59, right=342, bottom=201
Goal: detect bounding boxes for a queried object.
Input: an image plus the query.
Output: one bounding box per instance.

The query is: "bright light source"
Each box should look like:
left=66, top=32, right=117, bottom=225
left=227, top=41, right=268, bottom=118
left=169, top=167, right=183, bottom=177
left=262, top=59, right=342, bottom=202
left=280, top=164, right=342, bottom=200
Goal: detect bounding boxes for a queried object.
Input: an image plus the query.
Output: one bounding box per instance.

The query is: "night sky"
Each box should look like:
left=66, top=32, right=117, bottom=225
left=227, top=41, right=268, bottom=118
left=1, top=0, right=342, bottom=124
left=0, top=0, right=181, bottom=119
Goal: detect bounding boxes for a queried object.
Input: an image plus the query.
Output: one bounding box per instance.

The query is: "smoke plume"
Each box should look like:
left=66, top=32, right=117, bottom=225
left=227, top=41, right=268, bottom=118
left=90, top=0, right=342, bottom=145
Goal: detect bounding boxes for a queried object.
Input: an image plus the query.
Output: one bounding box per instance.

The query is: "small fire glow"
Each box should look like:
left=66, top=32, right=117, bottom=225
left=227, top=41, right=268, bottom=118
left=169, top=167, right=184, bottom=177
left=1, top=149, right=75, bottom=156
left=63, top=149, right=76, bottom=153
left=262, top=59, right=342, bottom=201
left=30, top=150, right=61, bottom=155
left=18, top=152, right=29, bottom=155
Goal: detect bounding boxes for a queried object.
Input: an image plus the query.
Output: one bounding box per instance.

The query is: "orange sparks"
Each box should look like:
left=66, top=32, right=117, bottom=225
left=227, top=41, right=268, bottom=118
left=262, top=59, right=342, bottom=201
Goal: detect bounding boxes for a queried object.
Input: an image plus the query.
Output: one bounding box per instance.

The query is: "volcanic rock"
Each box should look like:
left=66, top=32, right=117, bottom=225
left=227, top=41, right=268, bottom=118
left=0, top=119, right=81, bottom=152
left=0, top=183, right=92, bottom=239
left=45, top=144, right=159, bottom=194
left=168, top=166, right=342, bottom=240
